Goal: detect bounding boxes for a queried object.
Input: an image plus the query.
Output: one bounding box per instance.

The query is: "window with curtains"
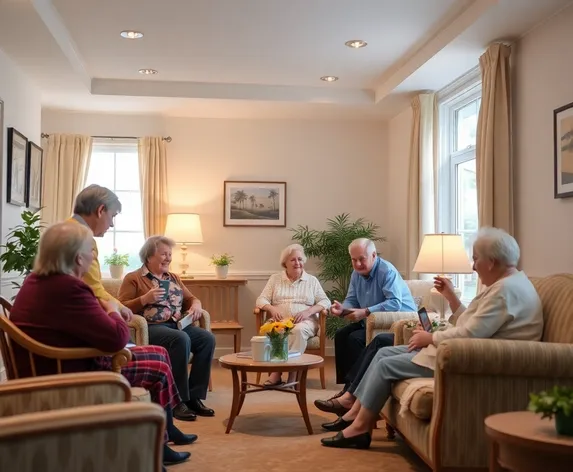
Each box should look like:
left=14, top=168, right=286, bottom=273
left=84, top=140, right=144, bottom=275
left=438, top=74, right=481, bottom=302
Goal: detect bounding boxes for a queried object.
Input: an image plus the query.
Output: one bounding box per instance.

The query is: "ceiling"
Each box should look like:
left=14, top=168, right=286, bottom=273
left=0, top=0, right=571, bottom=120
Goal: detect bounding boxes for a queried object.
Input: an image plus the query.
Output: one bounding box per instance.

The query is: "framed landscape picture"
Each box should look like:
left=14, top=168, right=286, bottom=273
left=26, top=141, right=43, bottom=211
left=7, top=128, right=28, bottom=207
left=223, top=181, right=286, bottom=227
left=554, top=101, right=573, bottom=198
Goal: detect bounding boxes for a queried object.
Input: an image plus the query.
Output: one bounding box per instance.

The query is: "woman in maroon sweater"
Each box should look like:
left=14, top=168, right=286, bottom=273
left=10, top=222, right=194, bottom=469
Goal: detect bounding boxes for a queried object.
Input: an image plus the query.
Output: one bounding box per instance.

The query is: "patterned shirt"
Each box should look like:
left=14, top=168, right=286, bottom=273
left=141, top=266, right=185, bottom=322
left=255, top=271, right=331, bottom=318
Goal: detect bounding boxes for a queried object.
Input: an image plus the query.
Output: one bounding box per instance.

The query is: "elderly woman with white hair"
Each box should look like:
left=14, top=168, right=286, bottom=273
left=118, top=236, right=216, bottom=421
left=256, top=243, right=331, bottom=387
left=320, top=227, right=544, bottom=449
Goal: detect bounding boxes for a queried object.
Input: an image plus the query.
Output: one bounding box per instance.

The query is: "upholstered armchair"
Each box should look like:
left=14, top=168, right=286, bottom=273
left=102, top=278, right=213, bottom=391
left=254, top=307, right=327, bottom=388
left=0, top=372, right=164, bottom=472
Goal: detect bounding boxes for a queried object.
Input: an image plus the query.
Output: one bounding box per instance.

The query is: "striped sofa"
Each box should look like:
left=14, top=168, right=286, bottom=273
left=367, top=273, right=573, bottom=472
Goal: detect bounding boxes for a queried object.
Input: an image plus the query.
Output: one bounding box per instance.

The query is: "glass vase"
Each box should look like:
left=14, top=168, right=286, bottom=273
left=269, top=335, right=289, bottom=362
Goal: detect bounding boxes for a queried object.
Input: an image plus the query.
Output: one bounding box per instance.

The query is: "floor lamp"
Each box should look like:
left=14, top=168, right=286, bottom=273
left=412, top=233, right=473, bottom=320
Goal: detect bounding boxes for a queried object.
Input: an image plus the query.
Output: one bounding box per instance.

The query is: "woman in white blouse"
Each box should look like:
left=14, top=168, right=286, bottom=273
left=256, top=244, right=331, bottom=387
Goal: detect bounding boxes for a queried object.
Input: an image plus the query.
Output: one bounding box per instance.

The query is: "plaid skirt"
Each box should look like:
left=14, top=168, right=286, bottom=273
left=95, top=345, right=181, bottom=409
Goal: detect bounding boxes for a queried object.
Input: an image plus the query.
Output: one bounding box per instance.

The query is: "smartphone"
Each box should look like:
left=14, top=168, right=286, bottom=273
left=341, top=308, right=355, bottom=317
left=417, top=307, right=433, bottom=333
left=158, top=279, right=170, bottom=300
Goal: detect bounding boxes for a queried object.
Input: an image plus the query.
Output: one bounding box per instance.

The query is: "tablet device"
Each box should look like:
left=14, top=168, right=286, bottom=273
left=418, top=307, right=433, bottom=333
left=158, top=279, right=170, bottom=300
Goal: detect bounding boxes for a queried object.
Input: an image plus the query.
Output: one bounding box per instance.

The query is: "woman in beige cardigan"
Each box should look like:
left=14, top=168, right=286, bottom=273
left=119, top=236, right=216, bottom=422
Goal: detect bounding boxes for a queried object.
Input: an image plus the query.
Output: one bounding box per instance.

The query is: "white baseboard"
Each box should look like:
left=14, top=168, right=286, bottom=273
left=214, top=345, right=334, bottom=358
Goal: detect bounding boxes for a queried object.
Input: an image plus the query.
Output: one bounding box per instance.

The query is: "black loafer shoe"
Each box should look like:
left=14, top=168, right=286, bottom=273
left=163, top=446, right=191, bottom=465
left=321, top=416, right=354, bottom=432
left=170, top=433, right=198, bottom=446
left=173, top=403, right=197, bottom=422
left=314, top=398, right=351, bottom=416
left=186, top=398, right=215, bottom=417
left=320, top=431, right=371, bottom=449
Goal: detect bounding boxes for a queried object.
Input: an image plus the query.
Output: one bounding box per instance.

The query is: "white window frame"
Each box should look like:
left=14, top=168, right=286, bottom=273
left=87, top=139, right=144, bottom=277
left=437, top=67, right=481, bottom=303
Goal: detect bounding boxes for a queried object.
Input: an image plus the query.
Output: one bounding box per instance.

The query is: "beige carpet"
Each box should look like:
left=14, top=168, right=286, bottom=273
left=169, top=357, right=429, bottom=472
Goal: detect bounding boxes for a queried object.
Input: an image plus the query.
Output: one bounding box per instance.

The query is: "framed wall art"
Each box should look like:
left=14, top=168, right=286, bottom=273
left=554, top=101, right=573, bottom=198
left=223, top=181, right=286, bottom=227
left=7, top=128, right=28, bottom=207
left=26, top=141, right=43, bottom=211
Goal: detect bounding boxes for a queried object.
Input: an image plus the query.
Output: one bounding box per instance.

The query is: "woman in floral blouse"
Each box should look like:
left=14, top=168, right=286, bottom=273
left=119, top=236, right=216, bottom=421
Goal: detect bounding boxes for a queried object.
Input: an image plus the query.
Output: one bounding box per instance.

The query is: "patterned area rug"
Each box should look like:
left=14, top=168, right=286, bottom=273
left=170, top=358, right=429, bottom=472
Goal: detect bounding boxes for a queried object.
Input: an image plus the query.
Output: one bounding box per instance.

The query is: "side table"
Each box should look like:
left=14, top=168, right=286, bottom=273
left=485, top=411, right=573, bottom=472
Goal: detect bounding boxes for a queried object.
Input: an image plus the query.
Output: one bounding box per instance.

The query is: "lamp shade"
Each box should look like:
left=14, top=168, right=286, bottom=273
left=164, top=213, right=203, bottom=244
left=412, top=233, right=473, bottom=274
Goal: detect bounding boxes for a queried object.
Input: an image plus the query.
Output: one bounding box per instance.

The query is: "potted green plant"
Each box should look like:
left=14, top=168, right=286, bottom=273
left=211, top=253, right=234, bottom=279
left=529, top=386, right=573, bottom=436
left=0, top=209, right=43, bottom=293
left=290, top=213, right=385, bottom=339
left=104, top=249, right=129, bottom=279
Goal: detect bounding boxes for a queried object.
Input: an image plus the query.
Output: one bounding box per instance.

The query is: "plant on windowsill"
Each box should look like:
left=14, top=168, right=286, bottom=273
left=290, top=213, right=385, bottom=339
left=104, top=248, right=129, bottom=279
left=210, top=253, right=234, bottom=279
left=528, top=386, right=573, bottom=436
left=0, top=209, right=43, bottom=295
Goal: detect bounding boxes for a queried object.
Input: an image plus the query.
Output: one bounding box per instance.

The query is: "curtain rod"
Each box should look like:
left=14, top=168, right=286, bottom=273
left=41, top=133, right=172, bottom=142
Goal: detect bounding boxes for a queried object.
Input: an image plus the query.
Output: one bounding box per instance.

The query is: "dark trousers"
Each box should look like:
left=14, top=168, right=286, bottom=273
left=148, top=320, right=216, bottom=402
left=346, top=332, right=395, bottom=394
left=334, top=320, right=367, bottom=384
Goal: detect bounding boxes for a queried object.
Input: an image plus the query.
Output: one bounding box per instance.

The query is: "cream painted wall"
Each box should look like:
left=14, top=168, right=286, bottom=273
left=0, top=48, right=42, bottom=380
left=513, top=4, right=573, bottom=275
left=386, top=107, right=413, bottom=275
left=42, top=110, right=389, bottom=353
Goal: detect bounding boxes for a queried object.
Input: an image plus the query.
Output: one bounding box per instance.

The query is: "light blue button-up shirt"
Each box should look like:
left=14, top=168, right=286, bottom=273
left=343, top=257, right=416, bottom=313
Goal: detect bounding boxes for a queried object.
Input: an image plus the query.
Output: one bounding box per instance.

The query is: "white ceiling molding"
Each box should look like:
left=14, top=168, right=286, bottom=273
left=91, top=79, right=375, bottom=105
left=31, top=0, right=91, bottom=90
left=373, top=0, right=497, bottom=103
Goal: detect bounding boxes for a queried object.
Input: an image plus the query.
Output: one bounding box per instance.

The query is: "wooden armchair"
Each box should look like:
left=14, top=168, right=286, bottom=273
left=0, top=297, right=132, bottom=380
left=0, top=373, right=164, bottom=472
left=254, top=307, right=327, bottom=388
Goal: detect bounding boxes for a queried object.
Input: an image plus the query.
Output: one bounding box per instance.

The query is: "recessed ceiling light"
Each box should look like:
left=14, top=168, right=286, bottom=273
left=121, top=30, right=144, bottom=39
left=138, top=69, right=158, bottom=75
left=320, top=76, right=339, bottom=82
left=345, top=39, right=367, bottom=49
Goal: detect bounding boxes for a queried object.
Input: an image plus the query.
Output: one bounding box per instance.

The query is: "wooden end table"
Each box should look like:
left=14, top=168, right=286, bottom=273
left=219, top=353, right=324, bottom=434
left=485, top=411, right=573, bottom=472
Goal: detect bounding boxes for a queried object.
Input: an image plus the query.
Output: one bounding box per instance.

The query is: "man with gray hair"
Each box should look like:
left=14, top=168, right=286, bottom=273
left=67, top=184, right=133, bottom=321
left=329, top=238, right=416, bottom=391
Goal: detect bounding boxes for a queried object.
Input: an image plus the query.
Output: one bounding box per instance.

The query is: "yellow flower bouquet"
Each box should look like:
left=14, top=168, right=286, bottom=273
left=259, top=318, right=294, bottom=362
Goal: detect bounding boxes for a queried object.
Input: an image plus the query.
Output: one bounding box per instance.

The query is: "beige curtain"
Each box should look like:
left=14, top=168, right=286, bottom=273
left=138, top=137, right=169, bottom=238
left=42, top=134, right=93, bottom=225
left=476, top=43, right=513, bottom=234
left=406, top=93, right=438, bottom=279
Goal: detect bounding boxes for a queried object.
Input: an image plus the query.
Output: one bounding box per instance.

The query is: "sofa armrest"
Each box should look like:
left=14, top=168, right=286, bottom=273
left=366, top=311, right=418, bottom=344
left=127, top=314, right=148, bottom=345
left=437, top=338, right=573, bottom=376
left=431, top=338, right=573, bottom=469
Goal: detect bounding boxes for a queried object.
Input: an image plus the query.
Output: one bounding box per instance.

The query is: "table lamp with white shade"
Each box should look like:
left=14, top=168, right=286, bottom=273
left=164, top=213, right=203, bottom=278
left=412, top=233, right=473, bottom=319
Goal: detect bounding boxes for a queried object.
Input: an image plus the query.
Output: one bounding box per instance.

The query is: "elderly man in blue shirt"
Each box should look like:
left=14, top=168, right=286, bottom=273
left=327, top=238, right=416, bottom=398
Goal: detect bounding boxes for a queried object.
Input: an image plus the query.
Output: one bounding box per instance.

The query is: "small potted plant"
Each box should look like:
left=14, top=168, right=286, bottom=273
left=210, top=253, right=234, bottom=279
left=104, top=249, right=129, bottom=279
left=529, top=386, right=573, bottom=436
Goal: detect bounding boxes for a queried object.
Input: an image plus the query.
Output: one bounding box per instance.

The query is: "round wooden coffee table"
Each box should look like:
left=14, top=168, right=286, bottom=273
left=219, top=353, right=324, bottom=434
left=485, top=411, right=573, bottom=472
